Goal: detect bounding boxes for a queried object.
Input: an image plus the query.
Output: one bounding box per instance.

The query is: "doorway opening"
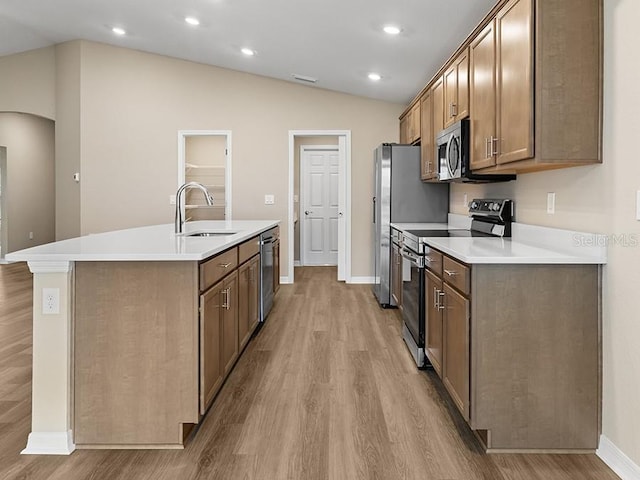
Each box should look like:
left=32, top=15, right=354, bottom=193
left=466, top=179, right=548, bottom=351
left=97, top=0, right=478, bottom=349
left=288, top=130, right=351, bottom=284
left=177, top=130, right=232, bottom=221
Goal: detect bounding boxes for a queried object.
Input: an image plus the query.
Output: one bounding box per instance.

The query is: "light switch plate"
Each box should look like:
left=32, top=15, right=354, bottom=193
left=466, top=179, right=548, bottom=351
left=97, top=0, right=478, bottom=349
left=265, top=194, right=275, bottom=205
left=547, top=192, right=555, bottom=214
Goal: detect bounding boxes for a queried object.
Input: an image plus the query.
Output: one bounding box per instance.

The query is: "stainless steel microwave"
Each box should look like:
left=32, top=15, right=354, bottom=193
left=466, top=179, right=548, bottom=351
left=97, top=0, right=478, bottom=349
left=435, top=119, right=515, bottom=183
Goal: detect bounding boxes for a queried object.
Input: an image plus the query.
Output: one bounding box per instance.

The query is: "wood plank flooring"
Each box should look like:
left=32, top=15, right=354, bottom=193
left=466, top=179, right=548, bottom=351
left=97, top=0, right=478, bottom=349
left=0, top=263, right=620, bottom=479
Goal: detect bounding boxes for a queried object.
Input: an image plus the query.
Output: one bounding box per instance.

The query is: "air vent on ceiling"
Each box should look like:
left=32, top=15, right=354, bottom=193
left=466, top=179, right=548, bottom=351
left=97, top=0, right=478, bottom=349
left=292, top=74, right=317, bottom=83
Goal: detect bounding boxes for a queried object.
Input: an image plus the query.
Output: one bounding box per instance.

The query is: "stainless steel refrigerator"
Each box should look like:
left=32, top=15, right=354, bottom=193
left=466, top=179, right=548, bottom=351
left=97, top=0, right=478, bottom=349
left=372, top=143, right=449, bottom=307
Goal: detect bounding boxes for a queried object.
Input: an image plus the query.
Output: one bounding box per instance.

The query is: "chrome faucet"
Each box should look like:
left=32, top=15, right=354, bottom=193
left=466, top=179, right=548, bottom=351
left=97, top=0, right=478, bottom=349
left=175, top=182, right=214, bottom=234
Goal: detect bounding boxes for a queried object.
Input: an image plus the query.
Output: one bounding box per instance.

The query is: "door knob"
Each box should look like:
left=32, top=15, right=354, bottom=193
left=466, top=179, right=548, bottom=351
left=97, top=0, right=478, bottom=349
left=305, top=210, right=313, bottom=215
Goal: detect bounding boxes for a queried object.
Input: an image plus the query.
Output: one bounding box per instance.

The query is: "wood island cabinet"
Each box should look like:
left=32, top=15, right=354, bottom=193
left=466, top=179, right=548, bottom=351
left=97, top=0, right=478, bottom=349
left=423, top=246, right=601, bottom=452
left=444, top=48, right=470, bottom=128
left=73, top=231, right=273, bottom=448
left=238, top=254, right=260, bottom=352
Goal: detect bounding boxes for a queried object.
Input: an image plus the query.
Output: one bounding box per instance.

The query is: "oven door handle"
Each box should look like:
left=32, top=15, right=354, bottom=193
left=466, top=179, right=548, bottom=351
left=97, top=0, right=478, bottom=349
left=401, top=248, right=423, bottom=268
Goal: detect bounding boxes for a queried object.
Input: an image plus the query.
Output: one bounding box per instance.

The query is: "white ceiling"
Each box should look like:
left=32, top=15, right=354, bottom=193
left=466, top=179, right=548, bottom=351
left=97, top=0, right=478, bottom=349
left=0, top=0, right=498, bottom=104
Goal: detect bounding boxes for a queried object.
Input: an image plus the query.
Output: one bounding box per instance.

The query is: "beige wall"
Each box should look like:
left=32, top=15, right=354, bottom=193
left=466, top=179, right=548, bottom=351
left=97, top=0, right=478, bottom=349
left=74, top=41, right=402, bottom=276
left=450, top=0, right=640, bottom=466
left=293, top=136, right=339, bottom=262
left=0, top=112, right=55, bottom=253
left=54, top=42, right=82, bottom=240
left=0, top=47, right=56, bottom=120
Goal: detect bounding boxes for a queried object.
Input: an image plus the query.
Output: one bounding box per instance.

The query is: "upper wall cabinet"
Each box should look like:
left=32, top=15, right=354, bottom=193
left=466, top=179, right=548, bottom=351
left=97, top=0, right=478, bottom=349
left=401, top=0, right=602, bottom=176
left=444, top=48, right=470, bottom=129
left=420, top=90, right=437, bottom=181
left=399, top=101, right=421, bottom=145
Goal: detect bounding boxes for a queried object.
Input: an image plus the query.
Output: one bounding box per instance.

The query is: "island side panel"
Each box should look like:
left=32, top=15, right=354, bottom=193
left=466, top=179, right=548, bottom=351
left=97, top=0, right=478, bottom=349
left=470, top=264, right=600, bottom=451
left=74, top=261, right=199, bottom=446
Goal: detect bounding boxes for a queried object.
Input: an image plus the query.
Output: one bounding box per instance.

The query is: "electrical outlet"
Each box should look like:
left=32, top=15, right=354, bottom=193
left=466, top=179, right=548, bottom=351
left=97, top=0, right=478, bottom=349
left=29, top=231, right=34, bottom=240
left=547, top=192, right=556, bottom=214
left=169, top=194, right=176, bottom=205
left=264, top=194, right=275, bottom=205
left=42, top=288, right=60, bottom=315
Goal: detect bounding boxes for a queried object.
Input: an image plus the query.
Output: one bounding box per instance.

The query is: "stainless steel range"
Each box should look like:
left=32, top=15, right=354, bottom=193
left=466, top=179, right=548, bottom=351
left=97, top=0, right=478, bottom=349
left=400, top=199, right=514, bottom=367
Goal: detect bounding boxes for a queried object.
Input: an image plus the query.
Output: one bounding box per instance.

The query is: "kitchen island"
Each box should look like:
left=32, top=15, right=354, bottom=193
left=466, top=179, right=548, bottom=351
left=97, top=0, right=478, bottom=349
left=5, top=220, right=279, bottom=455
left=391, top=216, right=607, bottom=452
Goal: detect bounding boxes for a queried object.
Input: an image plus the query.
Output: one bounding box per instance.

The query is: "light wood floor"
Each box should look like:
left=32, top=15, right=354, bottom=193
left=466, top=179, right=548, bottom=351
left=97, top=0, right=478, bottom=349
left=0, top=263, right=619, bottom=479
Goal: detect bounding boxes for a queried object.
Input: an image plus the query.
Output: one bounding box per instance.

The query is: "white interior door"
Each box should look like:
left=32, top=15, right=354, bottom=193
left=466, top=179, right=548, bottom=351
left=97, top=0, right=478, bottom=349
left=302, top=147, right=339, bottom=265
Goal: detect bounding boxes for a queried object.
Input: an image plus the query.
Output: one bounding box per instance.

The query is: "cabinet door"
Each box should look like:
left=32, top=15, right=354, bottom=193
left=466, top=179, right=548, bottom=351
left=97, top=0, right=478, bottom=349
left=442, top=283, right=470, bottom=421
left=410, top=102, right=421, bottom=143
left=399, top=116, right=409, bottom=144
left=391, top=243, right=402, bottom=308
left=221, top=271, right=239, bottom=377
left=456, top=49, right=470, bottom=121
left=248, top=256, right=260, bottom=332
left=470, top=21, right=497, bottom=171
left=273, top=240, right=280, bottom=294
left=420, top=92, right=436, bottom=180
left=200, top=282, right=224, bottom=414
left=238, top=262, right=251, bottom=352
left=444, top=63, right=458, bottom=129
left=425, top=269, right=443, bottom=377
left=432, top=76, right=445, bottom=138
left=496, top=0, right=534, bottom=164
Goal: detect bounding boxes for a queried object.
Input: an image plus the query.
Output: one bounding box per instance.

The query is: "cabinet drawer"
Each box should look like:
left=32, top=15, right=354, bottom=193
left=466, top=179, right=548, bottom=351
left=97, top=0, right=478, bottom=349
left=239, top=236, right=260, bottom=265
left=424, top=248, right=443, bottom=277
left=442, top=255, right=470, bottom=295
left=200, top=247, right=238, bottom=292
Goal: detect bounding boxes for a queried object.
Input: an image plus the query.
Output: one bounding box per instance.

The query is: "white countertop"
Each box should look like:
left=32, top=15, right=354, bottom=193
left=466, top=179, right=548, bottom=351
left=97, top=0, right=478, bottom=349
left=391, top=216, right=607, bottom=265
left=4, top=220, right=279, bottom=262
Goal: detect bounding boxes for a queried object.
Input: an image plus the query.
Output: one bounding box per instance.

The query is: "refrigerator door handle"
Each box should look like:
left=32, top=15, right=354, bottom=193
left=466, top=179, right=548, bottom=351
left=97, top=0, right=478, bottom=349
left=372, top=196, right=376, bottom=224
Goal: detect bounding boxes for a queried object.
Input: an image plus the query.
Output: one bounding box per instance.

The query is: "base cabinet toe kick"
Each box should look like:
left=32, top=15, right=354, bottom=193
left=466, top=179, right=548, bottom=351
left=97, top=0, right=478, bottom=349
left=423, top=252, right=601, bottom=452
left=72, top=235, right=274, bottom=450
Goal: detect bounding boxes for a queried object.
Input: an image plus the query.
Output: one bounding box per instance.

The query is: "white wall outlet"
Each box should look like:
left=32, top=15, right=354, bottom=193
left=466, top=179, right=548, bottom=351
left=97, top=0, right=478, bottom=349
left=42, top=288, right=60, bottom=315
left=463, top=193, right=468, bottom=207
left=29, top=231, right=34, bottom=240
left=169, top=194, right=176, bottom=205
left=547, top=192, right=556, bottom=214
left=264, top=194, right=275, bottom=205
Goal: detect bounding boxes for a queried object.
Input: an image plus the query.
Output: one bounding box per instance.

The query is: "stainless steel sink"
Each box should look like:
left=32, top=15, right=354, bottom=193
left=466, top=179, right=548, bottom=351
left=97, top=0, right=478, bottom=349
left=184, top=231, right=238, bottom=237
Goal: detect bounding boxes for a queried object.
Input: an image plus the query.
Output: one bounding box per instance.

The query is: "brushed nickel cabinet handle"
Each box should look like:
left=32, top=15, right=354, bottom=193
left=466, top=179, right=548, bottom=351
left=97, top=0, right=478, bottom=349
left=425, top=256, right=435, bottom=263
left=219, top=262, right=232, bottom=268
left=444, top=269, right=458, bottom=276
left=221, top=288, right=229, bottom=309
left=438, top=291, right=446, bottom=311
left=492, top=136, right=499, bottom=156
left=451, top=103, right=457, bottom=116
left=485, top=137, right=491, bottom=159
left=433, top=287, right=439, bottom=308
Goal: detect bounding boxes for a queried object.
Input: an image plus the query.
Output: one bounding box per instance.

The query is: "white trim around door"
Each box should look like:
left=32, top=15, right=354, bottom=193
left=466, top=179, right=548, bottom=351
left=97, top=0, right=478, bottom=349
left=288, top=130, right=352, bottom=284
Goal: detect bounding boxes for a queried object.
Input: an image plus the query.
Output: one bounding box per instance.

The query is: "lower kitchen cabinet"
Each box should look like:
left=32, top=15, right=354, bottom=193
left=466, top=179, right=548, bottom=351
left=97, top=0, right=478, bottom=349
left=200, top=279, right=225, bottom=414
left=423, top=247, right=601, bottom=451
left=273, top=238, right=280, bottom=294
left=200, top=270, right=239, bottom=414
left=425, top=269, right=443, bottom=376
left=238, top=254, right=260, bottom=352
left=391, top=241, right=403, bottom=308
left=441, top=283, right=470, bottom=421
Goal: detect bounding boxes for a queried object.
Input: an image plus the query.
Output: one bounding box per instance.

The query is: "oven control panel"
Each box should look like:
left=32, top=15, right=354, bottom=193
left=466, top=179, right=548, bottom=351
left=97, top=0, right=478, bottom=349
left=469, top=199, right=513, bottom=221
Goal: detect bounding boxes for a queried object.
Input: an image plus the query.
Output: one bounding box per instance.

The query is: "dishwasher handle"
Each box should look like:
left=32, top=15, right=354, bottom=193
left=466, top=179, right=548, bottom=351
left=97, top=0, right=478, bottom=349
left=401, top=247, right=424, bottom=268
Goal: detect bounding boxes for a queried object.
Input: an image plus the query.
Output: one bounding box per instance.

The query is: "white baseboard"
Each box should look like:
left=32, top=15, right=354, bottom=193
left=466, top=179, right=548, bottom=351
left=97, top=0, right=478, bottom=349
left=348, top=276, right=374, bottom=284
left=293, top=260, right=301, bottom=267
left=597, top=435, right=640, bottom=480
left=21, top=430, right=76, bottom=455
left=280, top=276, right=292, bottom=285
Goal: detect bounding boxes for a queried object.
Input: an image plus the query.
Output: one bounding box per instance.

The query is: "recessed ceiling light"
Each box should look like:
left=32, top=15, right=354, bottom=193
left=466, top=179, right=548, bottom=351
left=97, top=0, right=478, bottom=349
left=112, top=27, right=126, bottom=36
left=383, top=25, right=401, bottom=35
left=368, top=73, right=382, bottom=81
left=241, top=47, right=255, bottom=56
left=185, top=17, right=200, bottom=26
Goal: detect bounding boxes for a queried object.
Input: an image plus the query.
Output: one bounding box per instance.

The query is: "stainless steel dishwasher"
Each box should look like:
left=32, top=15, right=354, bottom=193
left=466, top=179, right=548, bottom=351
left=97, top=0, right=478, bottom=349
left=259, top=226, right=279, bottom=322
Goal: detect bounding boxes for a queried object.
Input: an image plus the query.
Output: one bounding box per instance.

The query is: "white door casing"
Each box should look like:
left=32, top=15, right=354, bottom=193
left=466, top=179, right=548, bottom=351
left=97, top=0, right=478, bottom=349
left=301, top=146, right=339, bottom=266
left=287, top=130, right=351, bottom=284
